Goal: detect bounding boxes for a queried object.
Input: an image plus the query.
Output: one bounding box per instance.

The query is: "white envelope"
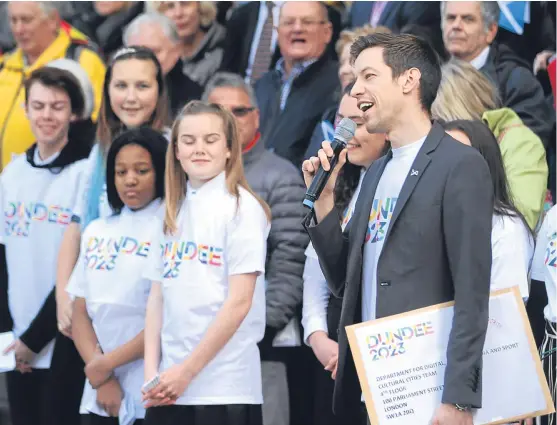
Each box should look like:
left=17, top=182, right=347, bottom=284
left=0, top=332, right=16, bottom=372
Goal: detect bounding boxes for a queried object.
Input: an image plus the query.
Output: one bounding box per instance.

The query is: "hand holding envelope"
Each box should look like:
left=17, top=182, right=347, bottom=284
left=3, top=336, right=34, bottom=373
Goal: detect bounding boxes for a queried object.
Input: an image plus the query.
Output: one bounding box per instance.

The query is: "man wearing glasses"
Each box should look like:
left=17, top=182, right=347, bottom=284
left=204, top=72, right=311, bottom=425
left=254, top=1, right=340, bottom=169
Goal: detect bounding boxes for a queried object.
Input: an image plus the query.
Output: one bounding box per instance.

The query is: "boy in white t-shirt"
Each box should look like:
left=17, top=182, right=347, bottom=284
left=142, top=102, right=270, bottom=425
left=0, top=64, right=93, bottom=425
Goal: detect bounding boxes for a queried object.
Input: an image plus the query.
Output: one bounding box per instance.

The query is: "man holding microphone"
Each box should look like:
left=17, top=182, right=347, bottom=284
left=302, top=32, right=493, bottom=425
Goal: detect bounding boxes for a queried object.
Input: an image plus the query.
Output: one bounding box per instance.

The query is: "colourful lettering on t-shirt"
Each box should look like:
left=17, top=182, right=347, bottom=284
left=365, top=197, right=397, bottom=244
left=3, top=201, right=74, bottom=237
left=545, top=231, right=557, bottom=268
left=162, top=240, right=224, bottom=279
left=85, top=236, right=151, bottom=271
left=342, top=205, right=355, bottom=228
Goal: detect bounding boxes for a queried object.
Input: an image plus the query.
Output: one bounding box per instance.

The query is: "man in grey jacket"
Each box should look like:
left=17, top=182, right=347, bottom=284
left=204, top=72, right=312, bottom=425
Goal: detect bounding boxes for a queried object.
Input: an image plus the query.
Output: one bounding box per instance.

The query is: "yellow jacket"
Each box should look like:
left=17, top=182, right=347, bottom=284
left=0, top=28, right=106, bottom=170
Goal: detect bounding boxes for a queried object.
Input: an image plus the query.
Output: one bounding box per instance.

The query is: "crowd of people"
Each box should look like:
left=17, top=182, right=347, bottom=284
left=0, top=1, right=555, bottom=425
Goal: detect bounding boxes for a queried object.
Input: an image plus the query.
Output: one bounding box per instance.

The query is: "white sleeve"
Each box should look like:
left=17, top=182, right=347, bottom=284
left=304, top=240, right=318, bottom=260
left=226, top=195, right=269, bottom=276
left=71, top=160, right=90, bottom=219
left=142, top=218, right=165, bottom=283
left=490, top=216, right=533, bottom=300
left=73, top=145, right=99, bottom=220
left=302, top=252, right=330, bottom=345
left=531, top=214, right=550, bottom=282
left=72, top=165, right=90, bottom=220
left=66, top=229, right=90, bottom=299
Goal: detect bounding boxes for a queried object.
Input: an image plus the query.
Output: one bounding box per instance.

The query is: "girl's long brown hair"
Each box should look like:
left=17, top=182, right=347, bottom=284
left=164, top=101, right=271, bottom=235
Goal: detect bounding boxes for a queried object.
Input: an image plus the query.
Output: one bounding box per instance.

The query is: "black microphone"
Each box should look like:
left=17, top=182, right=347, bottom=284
left=303, top=118, right=356, bottom=209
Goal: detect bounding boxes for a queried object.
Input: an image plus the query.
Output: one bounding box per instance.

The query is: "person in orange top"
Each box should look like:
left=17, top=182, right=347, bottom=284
left=0, top=1, right=106, bottom=170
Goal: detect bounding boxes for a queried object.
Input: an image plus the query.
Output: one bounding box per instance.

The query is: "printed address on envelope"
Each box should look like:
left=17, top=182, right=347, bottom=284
left=346, top=287, right=555, bottom=425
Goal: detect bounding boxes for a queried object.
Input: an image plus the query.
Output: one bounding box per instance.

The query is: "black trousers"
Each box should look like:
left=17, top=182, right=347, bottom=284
left=310, top=296, right=367, bottom=425
left=539, top=320, right=556, bottom=425
left=144, top=404, right=263, bottom=425
left=527, top=279, right=549, bottom=348
left=6, top=332, right=85, bottom=425
left=81, top=413, right=144, bottom=425
left=311, top=295, right=342, bottom=425
left=7, top=369, right=52, bottom=425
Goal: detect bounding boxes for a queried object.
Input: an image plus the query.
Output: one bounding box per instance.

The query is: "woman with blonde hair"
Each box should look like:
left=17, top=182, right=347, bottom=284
left=141, top=101, right=270, bottom=425
left=149, top=1, right=225, bottom=87
left=431, top=59, right=548, bottom=231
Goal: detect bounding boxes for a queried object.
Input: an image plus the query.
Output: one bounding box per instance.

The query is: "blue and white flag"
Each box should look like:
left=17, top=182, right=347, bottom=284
left=498, top=1, right=530, bottom=35
left=321, top=120, right=336, bottom=142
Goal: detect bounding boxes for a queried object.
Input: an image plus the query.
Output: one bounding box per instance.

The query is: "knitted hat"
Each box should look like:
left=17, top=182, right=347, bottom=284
left=45, top=58, right=95, bottom=120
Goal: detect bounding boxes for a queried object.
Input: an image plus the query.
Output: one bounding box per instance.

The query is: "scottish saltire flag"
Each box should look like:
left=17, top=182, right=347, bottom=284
left=498, top=1, right=530, bottom=35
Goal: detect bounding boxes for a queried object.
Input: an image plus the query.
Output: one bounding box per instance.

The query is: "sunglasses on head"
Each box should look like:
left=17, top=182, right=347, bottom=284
left=231, top=106, right=256, bottom=117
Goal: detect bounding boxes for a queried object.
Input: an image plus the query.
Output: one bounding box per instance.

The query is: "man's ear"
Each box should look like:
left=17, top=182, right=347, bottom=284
left=486, top=22, right=498, bottom=44
left=401, top=68, right=422, bottom=95
left=47, top=10, right=61, bottom=35
left=323, top=21, right=333, bottom=45
left=254, top=108, right=260, bottom=131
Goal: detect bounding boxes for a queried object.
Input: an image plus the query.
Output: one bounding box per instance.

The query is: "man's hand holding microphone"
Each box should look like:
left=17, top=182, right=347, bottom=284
left=301, top=118, right=355, bottom=221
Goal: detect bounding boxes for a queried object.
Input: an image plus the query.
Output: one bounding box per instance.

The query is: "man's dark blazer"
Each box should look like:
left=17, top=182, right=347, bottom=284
left=350, top=1, right=441, bottom=32
left=220, top=2, right=281, bottom=77
left=306, top=123, right=493, bottom=413
left=255, top=53, right=340, bottom=168
left=220, top=1, right=344, bottom=77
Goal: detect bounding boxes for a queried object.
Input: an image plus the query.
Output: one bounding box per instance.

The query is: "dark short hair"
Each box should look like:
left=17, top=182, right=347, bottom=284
left=106, top=127, right=168, bottom=214
left=399, top=24, right=449, bottom=63
left=343, top=80, right=356, bottom=96
left=350, top=32, right=442, bottom=114
left=24, top=67, right=85, bottom=117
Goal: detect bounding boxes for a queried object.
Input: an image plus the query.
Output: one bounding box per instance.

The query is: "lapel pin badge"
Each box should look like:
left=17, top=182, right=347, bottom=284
left=411, top=169, right=419, bottom=176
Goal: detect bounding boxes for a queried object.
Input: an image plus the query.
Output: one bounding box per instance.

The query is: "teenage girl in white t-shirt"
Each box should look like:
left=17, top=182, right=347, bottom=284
left=302, top=85, right=388, bottom=425
left=56, top=46, right=171, bottom=340
left=441, top=120, right=534, bottom=299
left=69, top=128, right=168, bottom=425
left=142, top=101, right=271, bottom=425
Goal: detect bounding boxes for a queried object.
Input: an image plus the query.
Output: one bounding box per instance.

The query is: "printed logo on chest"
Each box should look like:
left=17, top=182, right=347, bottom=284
left=365, top=197, right=398, bottom=244
left=162, top=241, right=223, bottom=279
left=4, top=201, right=73, bottom=238
left=545, top=231, right=557, bottom=268
left=85, top=236, right=151, bottom=271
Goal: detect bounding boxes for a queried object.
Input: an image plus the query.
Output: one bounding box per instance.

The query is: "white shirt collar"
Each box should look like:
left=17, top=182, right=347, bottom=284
left=121, top=198, right=162, bottom=218
left=391, top=136, right=426, bottom=158
left=470, top=46, right=491, bottom=70
left=186, top=171, right=226, bottom=200
left=33, top=148, right=60, bottom=165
